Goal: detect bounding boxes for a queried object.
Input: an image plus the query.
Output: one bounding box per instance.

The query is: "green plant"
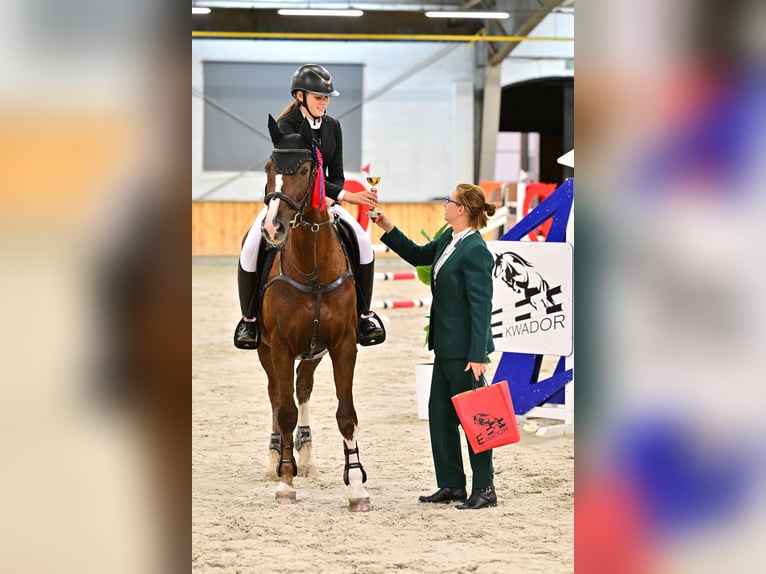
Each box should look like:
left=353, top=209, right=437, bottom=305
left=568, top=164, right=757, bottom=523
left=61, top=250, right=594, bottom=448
left=415, top=223, right=449, bottom=286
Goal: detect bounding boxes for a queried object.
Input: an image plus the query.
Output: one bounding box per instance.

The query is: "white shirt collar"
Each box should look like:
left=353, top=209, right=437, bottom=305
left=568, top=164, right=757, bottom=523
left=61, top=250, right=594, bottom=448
left=300, top=109, right=323, bottom=129
left=450, top=228, right=474, bottom=245
left=433, top=229, right=474, bottom=279
left=306, top=115, right=323, bottom=129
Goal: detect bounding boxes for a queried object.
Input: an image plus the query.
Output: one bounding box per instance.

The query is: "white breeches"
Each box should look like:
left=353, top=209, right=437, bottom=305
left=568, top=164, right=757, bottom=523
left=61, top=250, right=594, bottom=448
left=239, top=204, right=373, bottom=272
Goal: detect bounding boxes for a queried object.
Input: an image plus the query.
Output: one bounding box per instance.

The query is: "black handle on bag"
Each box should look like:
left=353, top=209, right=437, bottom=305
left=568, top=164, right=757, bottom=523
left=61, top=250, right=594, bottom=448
left=471, top=373, right=487, bottom=391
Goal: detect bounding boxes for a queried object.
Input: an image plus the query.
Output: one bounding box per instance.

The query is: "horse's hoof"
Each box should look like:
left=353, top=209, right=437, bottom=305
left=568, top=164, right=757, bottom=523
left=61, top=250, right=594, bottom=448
left=348, top=497, right=372, bottom=512
left=275, top=490, right=297, bottom=504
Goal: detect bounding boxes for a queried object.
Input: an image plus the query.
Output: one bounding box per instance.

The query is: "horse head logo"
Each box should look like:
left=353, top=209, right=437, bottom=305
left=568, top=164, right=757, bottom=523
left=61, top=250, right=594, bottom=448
left=472, top=413, right=507, bottom=432
left=472, top=413, right=495, bottom=428
left=493, top=252, right=529, bottom=293
left=493, top=251, right=554, bottom=311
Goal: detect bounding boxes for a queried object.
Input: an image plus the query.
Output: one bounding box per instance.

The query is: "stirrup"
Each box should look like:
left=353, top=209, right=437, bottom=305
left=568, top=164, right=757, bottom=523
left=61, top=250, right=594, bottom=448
left=233, top=318, right=261, bottom=350
left=357, top=311, right=386, bottom=347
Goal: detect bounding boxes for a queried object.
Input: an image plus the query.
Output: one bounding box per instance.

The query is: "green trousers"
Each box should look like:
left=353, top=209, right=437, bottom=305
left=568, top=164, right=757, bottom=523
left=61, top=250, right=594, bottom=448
left=428, top=357, right=494, bottom=490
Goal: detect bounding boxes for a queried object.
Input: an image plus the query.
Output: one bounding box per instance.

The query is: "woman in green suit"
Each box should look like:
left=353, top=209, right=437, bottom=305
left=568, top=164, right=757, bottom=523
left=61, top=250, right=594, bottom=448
left=373, top=183, right=498, bottom=510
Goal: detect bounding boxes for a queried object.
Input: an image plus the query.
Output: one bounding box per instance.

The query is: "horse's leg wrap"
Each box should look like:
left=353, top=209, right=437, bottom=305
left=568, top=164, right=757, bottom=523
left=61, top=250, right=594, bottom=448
left=343, top=441, right=368, bottom=486
left=269, top=432, right=281, bottom=452
left=276, top=437, right=298, bottom=478
left=295, top=425, right=312, bottom=451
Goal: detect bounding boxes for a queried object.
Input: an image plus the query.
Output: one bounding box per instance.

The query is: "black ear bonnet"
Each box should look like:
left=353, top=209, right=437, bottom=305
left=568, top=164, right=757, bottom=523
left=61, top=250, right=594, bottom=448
left=268, top=114, right=315, bottom=175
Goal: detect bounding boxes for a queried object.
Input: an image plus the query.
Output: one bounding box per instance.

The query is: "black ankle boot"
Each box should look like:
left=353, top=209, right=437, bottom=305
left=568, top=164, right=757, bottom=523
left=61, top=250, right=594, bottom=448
left=455, top=485, right=497, bottom=510
left=419, top=486, right=467, bottom=503
left=355, top=262, right=385, bottom=346
left=234, top=263, right=261, bottom=350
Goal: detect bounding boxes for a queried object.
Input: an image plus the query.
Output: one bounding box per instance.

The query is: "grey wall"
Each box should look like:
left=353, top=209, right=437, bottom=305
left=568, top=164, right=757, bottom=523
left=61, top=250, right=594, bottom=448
left=192, top=40, right=475, bottom=203
left=192, top=17, right=572, bottom=203
left=202, top=62, right=362, bottom=172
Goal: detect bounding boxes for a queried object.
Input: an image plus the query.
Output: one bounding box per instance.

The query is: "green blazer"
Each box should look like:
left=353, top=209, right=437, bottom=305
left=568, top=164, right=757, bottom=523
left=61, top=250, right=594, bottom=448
left=381, top=227, right=495, bottom=363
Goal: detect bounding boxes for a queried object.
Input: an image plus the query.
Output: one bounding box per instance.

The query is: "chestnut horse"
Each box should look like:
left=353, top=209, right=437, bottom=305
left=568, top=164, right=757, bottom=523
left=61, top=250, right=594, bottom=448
left=257, top=114, right=370, bottom=511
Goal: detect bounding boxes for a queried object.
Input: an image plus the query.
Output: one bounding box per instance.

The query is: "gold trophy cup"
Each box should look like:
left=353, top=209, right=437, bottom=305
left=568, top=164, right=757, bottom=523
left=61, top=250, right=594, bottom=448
left=366, top=176, right=381, bottom=220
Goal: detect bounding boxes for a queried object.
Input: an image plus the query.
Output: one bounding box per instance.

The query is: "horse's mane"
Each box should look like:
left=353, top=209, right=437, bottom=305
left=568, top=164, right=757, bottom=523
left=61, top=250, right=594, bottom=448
left=499, top=252, right=535, bottom=268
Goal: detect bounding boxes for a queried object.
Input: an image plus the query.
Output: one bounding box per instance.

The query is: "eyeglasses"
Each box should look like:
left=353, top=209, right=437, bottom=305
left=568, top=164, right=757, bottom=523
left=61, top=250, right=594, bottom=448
left=444, top=197, right=463, bottom=207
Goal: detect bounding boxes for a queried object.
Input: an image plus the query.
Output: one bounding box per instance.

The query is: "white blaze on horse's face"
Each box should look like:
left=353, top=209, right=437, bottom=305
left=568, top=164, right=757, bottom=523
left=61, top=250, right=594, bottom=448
left=263, top=174, right=284, bottom=242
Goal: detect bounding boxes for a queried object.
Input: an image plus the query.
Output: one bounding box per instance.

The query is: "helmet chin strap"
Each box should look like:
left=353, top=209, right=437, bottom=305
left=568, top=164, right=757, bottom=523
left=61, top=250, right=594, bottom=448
left=305, top=114, right=323, bottom=129
left=298, top=91, right=323, bottom=128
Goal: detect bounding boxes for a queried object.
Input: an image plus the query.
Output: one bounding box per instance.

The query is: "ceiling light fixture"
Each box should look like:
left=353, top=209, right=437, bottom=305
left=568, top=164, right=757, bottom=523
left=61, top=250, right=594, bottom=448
left=192, top=7, right=211, bottom=14
left=278, top=9, right=364, bottom=17
left=425, top=11, right=510, bottom=20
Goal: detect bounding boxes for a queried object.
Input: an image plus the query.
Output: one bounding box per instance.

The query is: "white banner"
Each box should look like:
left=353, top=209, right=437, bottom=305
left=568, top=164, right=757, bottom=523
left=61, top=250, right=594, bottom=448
left=486, top=241, right=573, bottom=356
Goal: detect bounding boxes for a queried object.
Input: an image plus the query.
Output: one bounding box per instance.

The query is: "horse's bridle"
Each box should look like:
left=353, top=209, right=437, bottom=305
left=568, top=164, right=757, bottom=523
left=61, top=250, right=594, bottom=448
left=264, top=150, right=316, bottom=220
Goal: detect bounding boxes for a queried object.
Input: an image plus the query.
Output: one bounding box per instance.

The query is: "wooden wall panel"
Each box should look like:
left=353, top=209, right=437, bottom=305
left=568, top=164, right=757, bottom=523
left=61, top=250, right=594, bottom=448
left=192, top=201, right=447, bottom=256
left=192, top=202, right=264, bottom=256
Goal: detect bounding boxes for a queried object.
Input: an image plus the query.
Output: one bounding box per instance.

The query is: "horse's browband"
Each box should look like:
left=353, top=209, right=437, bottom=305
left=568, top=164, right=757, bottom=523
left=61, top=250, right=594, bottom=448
left=271, top=150, right=314, bottom=175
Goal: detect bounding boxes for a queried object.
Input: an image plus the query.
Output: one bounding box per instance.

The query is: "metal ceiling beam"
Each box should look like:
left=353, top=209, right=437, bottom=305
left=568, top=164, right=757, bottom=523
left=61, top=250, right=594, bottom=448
left=488, top=0, right=565, bottom=66
left=195, top=1, right=467, bottom=10
left=191, top=31, right=571, bottom=42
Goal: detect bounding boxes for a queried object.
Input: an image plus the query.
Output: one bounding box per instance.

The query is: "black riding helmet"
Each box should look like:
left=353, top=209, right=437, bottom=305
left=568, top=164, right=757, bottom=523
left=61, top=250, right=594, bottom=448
left=290, top=64, right=340, bottom=97
left=290, top=64, right=339, bottom=123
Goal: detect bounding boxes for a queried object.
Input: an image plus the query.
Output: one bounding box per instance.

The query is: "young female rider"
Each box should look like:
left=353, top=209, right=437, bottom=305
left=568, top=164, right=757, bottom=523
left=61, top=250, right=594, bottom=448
left=235, top=64, right=384, bottom=348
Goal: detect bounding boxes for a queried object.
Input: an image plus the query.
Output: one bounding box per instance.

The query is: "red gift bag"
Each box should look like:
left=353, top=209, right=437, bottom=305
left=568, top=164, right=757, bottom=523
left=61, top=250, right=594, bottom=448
left=451, top=379, right=520, bottom=454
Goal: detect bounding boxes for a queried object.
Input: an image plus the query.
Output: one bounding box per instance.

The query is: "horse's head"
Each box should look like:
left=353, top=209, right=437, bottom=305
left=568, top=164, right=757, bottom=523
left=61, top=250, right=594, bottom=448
left=494, top=252, right=530, bottom=292
left=472, top=413, right=494, bottom=428
left=262, top=114, right=316, bottom=247
left=492, top=253, right=506, bottom=279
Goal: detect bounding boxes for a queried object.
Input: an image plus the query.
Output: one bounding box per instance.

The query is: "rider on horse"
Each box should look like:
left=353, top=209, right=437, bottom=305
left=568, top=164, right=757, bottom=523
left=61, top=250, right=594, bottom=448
left=235, top=64, right=385, bottom=349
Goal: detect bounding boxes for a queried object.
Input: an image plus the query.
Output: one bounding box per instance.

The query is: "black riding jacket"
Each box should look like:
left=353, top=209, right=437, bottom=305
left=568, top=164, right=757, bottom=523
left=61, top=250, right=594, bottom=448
left=278, top=105, right=346, bottom=201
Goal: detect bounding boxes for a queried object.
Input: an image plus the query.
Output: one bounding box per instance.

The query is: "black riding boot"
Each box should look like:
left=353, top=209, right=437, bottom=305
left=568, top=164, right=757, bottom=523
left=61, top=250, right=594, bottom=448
left=234, top=262, right=261, bottom=350
left=356, top=261, right=385, bottom=346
